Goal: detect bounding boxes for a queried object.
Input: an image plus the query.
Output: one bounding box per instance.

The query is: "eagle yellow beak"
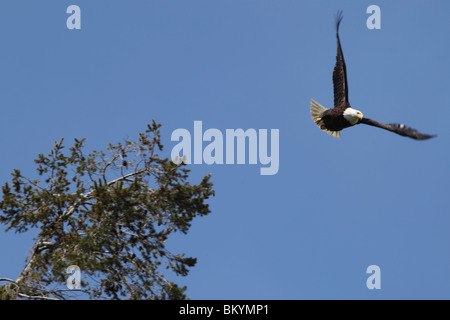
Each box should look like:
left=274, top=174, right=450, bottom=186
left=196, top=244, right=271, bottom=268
left=357, top=112, right=364, bottom=120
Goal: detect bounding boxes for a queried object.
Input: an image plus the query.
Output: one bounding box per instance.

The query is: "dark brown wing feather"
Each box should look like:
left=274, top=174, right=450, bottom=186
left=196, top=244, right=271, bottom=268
left=332, top=11, right=349, bottom=108
left=359, top=118, right=437, bottom=140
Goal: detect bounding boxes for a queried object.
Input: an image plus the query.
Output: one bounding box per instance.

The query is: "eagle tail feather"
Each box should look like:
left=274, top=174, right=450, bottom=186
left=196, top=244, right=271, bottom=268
left=310, top=99, right=341, bottom=139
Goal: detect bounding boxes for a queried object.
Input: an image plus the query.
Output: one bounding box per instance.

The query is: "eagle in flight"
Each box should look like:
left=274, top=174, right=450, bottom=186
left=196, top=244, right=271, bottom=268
left=310, top=11, right=436, bottom=140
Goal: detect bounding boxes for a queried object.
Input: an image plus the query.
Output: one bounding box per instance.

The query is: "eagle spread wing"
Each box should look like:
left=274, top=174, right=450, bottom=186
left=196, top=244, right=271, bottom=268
left=332, top=10, right=349, bottom=108
left=359, top=118, right=437, bottom=140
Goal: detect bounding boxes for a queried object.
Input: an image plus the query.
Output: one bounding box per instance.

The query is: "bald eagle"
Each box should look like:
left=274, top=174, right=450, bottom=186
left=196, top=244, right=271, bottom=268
left=310, top=11, right=436, bottom=140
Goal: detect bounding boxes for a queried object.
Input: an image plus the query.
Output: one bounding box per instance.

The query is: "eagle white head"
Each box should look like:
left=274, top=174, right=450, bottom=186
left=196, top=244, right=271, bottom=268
left=343, top=108, right=364, bottom=125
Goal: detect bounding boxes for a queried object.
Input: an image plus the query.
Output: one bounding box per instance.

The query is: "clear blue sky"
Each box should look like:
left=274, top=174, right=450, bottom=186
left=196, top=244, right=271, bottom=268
left=1, top=0, right=449, bottom=299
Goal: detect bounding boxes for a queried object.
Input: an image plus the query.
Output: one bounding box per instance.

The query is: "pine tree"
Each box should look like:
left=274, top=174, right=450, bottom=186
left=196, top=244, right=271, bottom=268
left=0, top=121, right=214, bottom=300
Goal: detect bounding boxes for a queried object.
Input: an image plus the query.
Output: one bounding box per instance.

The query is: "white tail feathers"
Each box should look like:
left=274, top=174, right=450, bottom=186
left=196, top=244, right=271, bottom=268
left=310, top=99, right=341, bottom=139
left=310, top=99, right=327, bottom=120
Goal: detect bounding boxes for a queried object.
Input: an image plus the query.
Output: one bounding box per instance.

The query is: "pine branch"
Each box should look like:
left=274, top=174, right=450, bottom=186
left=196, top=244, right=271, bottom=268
left=16, top=168, right=149, bottom=285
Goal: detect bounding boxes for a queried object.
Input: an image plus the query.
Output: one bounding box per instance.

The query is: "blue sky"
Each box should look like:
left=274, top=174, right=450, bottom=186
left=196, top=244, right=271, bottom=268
left=0, top=0, right=449, bottom=299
